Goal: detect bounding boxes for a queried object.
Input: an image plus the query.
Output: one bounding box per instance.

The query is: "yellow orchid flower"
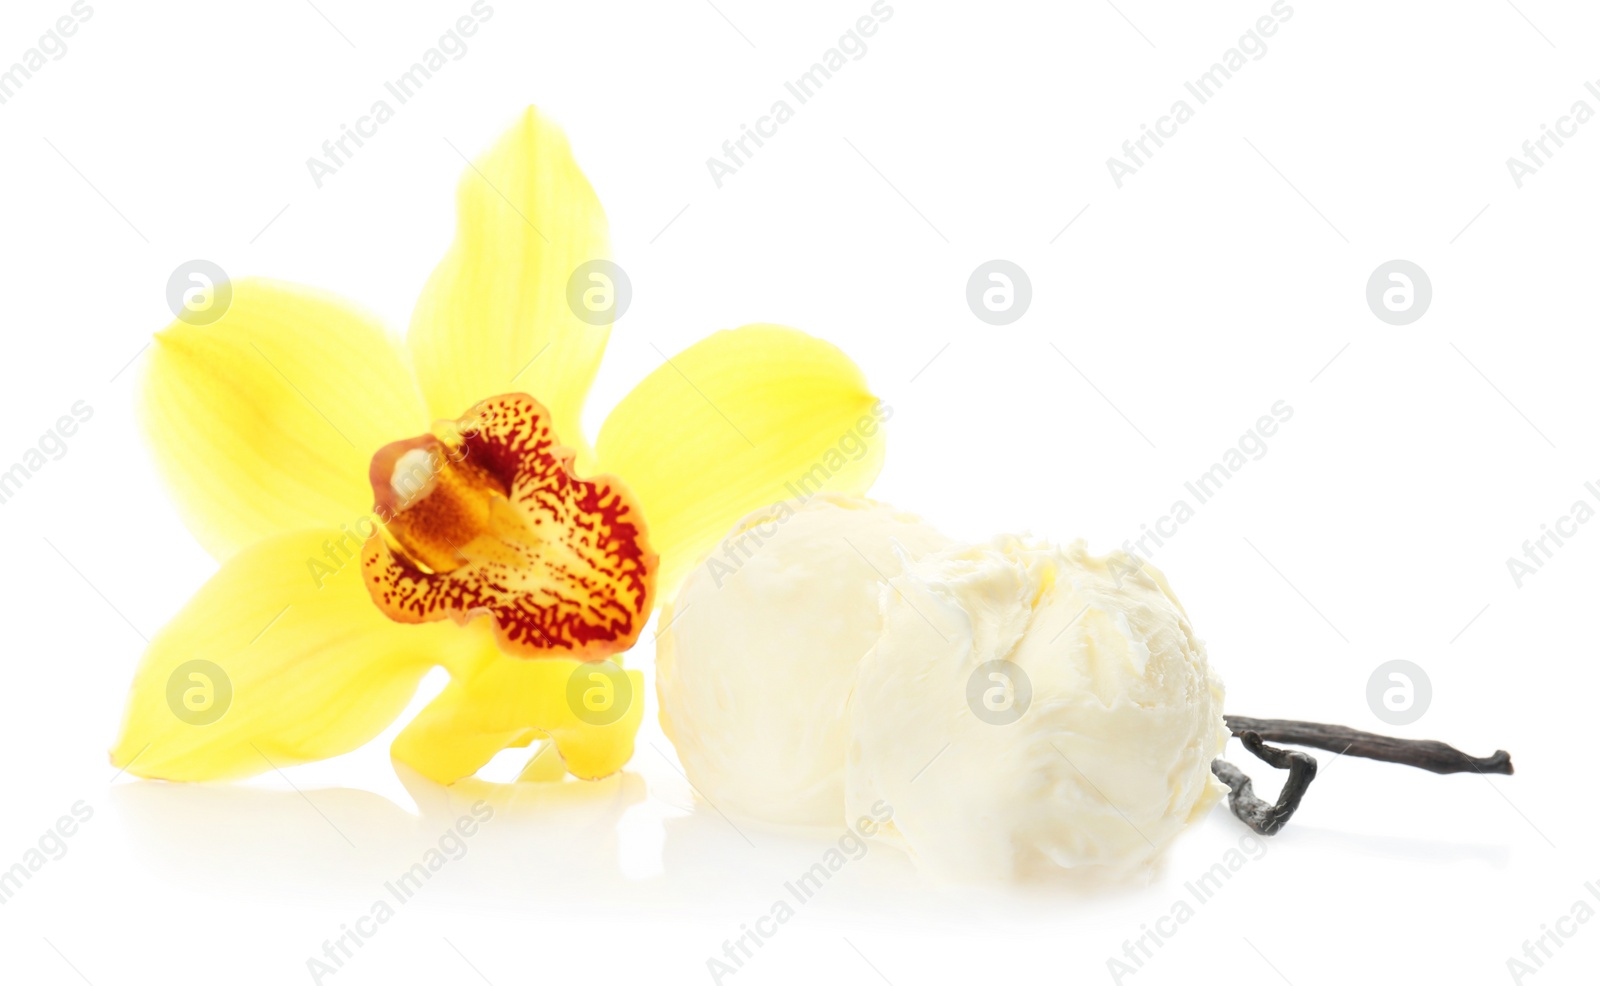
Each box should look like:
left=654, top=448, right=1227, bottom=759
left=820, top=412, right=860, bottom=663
left=110, top=107, right=886, bottom=786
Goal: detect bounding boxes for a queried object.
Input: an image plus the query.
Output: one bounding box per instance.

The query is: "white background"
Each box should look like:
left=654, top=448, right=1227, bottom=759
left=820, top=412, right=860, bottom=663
left=1, top=0, right=1595, bottom=983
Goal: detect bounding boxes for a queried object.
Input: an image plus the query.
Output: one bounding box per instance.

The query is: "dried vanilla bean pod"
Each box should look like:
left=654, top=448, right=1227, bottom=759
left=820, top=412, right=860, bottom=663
left=1211, top=731, right=1317, bottom=836
left=1224, top=716, right=1513, bottom=775
left=1212, top=716, right=1516, bottom=836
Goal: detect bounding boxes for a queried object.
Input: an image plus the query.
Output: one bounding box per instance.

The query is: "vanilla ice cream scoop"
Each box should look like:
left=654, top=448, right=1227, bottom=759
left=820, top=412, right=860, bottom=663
left=656, top=494, right=954, bottom=826
left=846, top=537, right=1227, bottom=880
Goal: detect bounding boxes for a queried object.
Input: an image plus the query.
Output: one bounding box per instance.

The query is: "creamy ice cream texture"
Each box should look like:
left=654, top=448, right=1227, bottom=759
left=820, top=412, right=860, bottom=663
left=655, top=497, right=1227, bottom=878
left=655, top=493, right=954, bottom=826
left=847, top=536, right=1226, bottom=880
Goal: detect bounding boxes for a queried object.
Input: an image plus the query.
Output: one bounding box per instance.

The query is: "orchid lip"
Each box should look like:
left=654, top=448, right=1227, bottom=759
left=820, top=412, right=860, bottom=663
left=361, top=393, right=658, bottom=661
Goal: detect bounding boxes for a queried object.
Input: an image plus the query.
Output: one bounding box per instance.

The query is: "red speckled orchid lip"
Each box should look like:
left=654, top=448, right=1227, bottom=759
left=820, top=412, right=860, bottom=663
left=361, top=393, right=658, bottom=661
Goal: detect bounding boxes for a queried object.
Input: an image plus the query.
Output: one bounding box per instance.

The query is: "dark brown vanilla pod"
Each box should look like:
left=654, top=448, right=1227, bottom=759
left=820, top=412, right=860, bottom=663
left=1212, top=716, right=1514, bottom=836
left=1212, top=732, right=1317, bottom=836
left=1225, top=716, right=1513, bottom=775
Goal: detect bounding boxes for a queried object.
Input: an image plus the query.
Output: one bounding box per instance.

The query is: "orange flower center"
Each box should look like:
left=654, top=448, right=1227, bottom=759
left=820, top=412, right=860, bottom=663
left=360, top=394, right=657, bottom=660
